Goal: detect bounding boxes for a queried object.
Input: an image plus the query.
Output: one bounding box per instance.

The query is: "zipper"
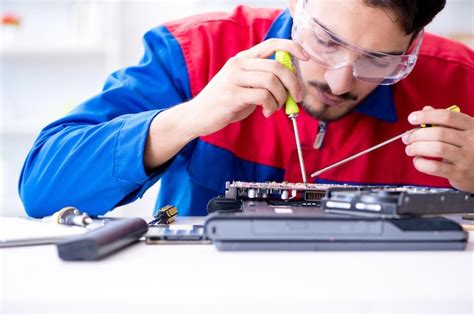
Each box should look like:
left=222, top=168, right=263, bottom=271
left=313, top=121, right=327, bottom=149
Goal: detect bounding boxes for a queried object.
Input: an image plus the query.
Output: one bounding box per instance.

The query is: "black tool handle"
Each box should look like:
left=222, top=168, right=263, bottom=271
left=57, top=218, right=148, bottom=261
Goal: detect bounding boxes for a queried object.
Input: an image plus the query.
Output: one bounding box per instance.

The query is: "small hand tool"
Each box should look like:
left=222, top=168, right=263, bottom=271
left=311, top=105, right=460, bottom=178
left=275, top=50, right=307, bottom=183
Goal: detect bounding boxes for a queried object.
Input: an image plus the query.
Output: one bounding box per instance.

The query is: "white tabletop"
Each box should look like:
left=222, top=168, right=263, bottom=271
left=1, top=219, right=473, bottom=314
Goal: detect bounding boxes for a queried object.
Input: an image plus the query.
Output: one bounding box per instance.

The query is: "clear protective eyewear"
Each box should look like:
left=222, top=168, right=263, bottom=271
left=291, top=0, right=424, bottom=85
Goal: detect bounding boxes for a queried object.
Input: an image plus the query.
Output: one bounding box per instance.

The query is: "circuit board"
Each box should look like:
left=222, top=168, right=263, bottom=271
left=224, top=181, right=354, bottom=206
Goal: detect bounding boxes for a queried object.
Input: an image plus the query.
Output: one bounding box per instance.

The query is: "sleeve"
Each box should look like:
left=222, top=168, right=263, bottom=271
left=18, top=25, right=193, bottom=218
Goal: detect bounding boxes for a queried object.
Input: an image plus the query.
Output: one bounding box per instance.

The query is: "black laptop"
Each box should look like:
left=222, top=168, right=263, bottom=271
left=204, top=182, right=468, bottom=251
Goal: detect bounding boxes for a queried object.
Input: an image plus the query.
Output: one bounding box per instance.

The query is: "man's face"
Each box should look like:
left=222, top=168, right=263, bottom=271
left=290, top=0, right=414, bottom=121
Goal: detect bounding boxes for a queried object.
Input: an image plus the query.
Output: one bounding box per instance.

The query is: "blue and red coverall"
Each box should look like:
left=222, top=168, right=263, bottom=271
left=19, top=7, right=474, bottom=218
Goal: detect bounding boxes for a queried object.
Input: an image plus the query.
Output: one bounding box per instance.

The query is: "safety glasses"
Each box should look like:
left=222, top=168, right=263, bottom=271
left=291, top=0, right=424, bottom=85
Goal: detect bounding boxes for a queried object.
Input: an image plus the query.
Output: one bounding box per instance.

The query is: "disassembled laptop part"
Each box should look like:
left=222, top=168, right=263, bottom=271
left=224, top=181, right=352, bottom=205
left=220, top=181, right=474, bottom=219
left=322, top=186, right=474, bottom=218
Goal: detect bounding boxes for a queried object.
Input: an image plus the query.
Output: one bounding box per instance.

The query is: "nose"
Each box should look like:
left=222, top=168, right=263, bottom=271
left=324, top=65, right=355, bottom=96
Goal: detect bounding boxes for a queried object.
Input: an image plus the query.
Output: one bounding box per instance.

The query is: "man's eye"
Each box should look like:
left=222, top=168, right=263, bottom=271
left=368, top=56, right=391, bottom=68
left=316, top=37, right=336, bottom=48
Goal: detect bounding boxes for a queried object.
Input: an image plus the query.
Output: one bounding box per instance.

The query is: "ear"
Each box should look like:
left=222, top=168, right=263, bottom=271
left=289, top=0, right=298, bottom=17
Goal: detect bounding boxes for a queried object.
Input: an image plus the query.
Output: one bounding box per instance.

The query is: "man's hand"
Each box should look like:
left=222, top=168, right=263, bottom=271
left=144, top=39, right=309, bottom=170
left=187, top=38, right=309, bottom=137
left=402, top=106, right=474, bottom=193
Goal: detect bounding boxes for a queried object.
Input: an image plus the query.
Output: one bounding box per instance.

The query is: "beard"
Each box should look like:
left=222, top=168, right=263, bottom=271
left=300, top=100, right=355, bottom=121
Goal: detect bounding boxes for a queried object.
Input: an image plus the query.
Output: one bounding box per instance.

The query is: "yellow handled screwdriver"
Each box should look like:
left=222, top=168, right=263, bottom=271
left=275, top=51, right=307, bottom=183
left=311, top=105, right=461, bottom=178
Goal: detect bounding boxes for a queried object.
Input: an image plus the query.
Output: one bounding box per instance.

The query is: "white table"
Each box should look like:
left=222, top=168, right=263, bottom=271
left=1, top=219, right=473, bottom=314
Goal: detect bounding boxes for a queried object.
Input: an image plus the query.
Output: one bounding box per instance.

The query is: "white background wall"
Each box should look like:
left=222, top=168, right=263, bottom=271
left=1, top=0, right=472, bottom=218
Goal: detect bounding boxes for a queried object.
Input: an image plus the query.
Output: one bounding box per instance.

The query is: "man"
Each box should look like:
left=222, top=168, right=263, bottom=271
left=19, top=0, right=474, bottom=218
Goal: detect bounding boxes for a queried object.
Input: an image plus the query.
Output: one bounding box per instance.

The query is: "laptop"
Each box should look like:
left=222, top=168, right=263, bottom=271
left=204, top=182, right=468, bottom=251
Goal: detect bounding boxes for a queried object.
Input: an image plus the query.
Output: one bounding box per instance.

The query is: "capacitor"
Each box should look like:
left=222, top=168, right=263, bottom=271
left=248, top=188, right=257, bottom=199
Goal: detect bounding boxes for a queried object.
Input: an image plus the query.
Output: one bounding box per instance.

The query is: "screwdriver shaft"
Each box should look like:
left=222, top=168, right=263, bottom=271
left=290, top=115, right=307, bottom=183
left=311, top=127, right=417, bottom=178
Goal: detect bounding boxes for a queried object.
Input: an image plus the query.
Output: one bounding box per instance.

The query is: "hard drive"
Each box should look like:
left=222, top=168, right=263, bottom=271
left=321, top=186, right=474, bottom=218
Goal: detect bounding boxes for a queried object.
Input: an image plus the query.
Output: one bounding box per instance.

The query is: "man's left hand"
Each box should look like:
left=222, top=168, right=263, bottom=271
left=403, top=105, right=474, bottom=193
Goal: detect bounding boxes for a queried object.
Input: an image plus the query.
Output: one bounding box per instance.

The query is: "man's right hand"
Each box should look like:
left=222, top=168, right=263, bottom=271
left=144, top=39, right=309, bottom=170
left=187, top=38, right=310, bottom=137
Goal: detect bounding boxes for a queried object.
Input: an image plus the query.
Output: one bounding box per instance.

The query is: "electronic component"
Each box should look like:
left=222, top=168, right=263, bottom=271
left=321, top=186, right=474, bottom=218
left=222, top=181, right=355, bottom=208
left=146, top=225, right=210, bottom=244
left=207, top=197, right=243, bottom=214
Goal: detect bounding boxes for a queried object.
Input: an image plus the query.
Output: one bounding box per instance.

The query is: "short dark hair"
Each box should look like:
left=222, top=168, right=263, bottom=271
left=364, top=0, right=446, bottom=34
